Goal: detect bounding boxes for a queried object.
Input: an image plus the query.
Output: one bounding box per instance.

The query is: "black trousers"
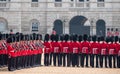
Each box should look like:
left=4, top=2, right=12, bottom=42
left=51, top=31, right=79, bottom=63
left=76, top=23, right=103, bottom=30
left=79, top=54, right=81, bottom=67
left=4, top=54, right=8, bottom=66
left=44, top=53, right=50, bottom=66
left=33, top=54, right=37, bottom=66
left=117, top=56, right=120, bottom=68
left=69, top=53, right=72, bottom=66
left=8, top=57, right=16, bottom=71
left=50, top=53, right=53, bottom=65
left=16, top=56, right=19, bottom=69
left=90, top=54, right=99, bottom=67
left=0, top=54, right=3, bottom=67
left=72, top=53, right=79, bottom=67
left=100, top=55, right=108, bottom=68
left=59, top=53, right=62, bottom=66
left=30, top=55, right=34, bottom=67
left=24, top=55, right=28, bottom=68
left=27, top=55, right=31, bottom=67
left=63, top=53, right=70, bottom=67
left=81, top=53, right=88, bottom=67
left=108, top=55, right=116, bottom=68
left=53, top=53, right=60, bottom=66
left=36, top=54, right=41, bottom=66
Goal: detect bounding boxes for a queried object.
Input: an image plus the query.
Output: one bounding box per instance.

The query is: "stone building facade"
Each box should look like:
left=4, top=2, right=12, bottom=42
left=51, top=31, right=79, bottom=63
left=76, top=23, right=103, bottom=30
left=0, top=0, right=120, bottom=36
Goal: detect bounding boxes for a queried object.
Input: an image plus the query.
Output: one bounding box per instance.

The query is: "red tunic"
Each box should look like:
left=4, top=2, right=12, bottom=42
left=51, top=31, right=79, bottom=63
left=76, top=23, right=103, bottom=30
left=90, top=42, right=100, bottom=54
left=52, top=42, right=61, bottom=53
left=108, top=43, right=116, bottom=55
left=81, top=41, right=90, bottom=54
left=78, top=42, right=82, bottom=53
left=100, top=42, right=108, bottom=55
left=61, top=41, right=70, bottom=53
left=115, top=42, right=120, bottom=56
left=44, top=42, right=52, bottom=53
left=70, top=42, right=79, bottom=54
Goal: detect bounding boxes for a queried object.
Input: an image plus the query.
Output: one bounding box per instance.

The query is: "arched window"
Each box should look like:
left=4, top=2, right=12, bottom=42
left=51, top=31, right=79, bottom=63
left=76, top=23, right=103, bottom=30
left=0, top=17, right=8, bottom=33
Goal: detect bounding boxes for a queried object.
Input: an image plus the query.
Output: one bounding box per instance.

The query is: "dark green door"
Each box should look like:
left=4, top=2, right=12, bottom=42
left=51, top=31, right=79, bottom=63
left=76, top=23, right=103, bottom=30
left=69, top=16, right=90, bottom=35
left=54, top=19, right=63, bottom=35
left=96, top=19, right=106, bottom=37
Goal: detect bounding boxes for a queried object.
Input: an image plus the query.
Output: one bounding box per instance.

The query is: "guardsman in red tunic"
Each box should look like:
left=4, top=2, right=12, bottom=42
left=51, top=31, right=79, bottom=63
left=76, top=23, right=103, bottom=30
left=107, top=28, right=111, bottom=37
left=99, top=36, right=108, bottom=68
left=70, top=34, right=79, bottom=67
left=52, top=34, right=61, bottom=66
left=78, top=35, right=82, bottom=67
left=7, top=35, right=16, bottom=71
left=36, top=34, right=43, bottom=66
left=69, top=34, right=73, bottom=66
left=115, top=29, right=119, bottom=36
left=108, top=37, right=116, bottom=68
left=61, top=34, right=70, bottom=67
left=59, top=34, right=64, bottom=66
left=49, top=34, right=55, bottom=65
left=114, top=36, right=119, bottom=68
left=0, top=34, right=3, bottom=67
left=90, top=36, right=100, bottom=68
left=44, top=34, right=51, bottom=66
left=117, top=38, right=120, bottom=68
left=81, top=34, right=90, bottom=67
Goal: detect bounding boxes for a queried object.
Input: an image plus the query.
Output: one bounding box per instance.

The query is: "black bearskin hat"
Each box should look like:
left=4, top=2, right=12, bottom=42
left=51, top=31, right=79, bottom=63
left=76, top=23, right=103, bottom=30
left=64, top=34, right=69, bottom=41
left=83, top=34, right=88, bottom=41
left=70, top=34, right=73, bottom=41
left=50, top=34, right=55, bottom=41
left=110, top=37, right=114, bottom=43
left=7, top=37, right=12, bottom=43
left=20, top=33, right=24, bottom=41
left=0, top=34, right=2, bottom=40
left=106, top=37, right=110, bottom=43
left=101, top=36, right=105, bottom=41
left=73, top=34, right=77, bottom=42
left=60, top=34, right=64, bottom=41
left=88, top=36, right=92, bottom=41
left=115, top=36, right=118, bottom=42
left=55, top=34, right=59, bottom=42
left=78, top=35, right=82, bottom=42
left=92, top=35, right=97, bottom=42
left=97, top=36, right=101, bottom=42
left=6, top=34, right=9, bottom=39
left=32, top=33, right=36, bottom=40
left=44, top=34, right=49, bottom=41
left=16, top=35, right=20, bottom=42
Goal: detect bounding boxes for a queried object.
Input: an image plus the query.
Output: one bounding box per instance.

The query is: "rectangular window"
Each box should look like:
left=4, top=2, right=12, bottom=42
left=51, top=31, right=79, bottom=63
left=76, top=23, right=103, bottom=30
left=55, top=0, right=62, bottom=2
left=0, top=0, right=9, bottom=8
left=32, top=0, right=38, bottom=2
left=97, top=0, right=105, bottom=7
left=32, top=23, right=38, bottom=32
left=97, top=0, right=104, bottom=2
left=54, top=0, right=62, bottom=7
left=79, top=0, right=84, bottom=2
left=31, top=0, right=38, bottom=7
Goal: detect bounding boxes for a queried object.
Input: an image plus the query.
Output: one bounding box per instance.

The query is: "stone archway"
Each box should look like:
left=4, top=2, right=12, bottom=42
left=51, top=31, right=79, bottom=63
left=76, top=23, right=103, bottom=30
left=96, top=19, right=106, bottom=37
left=54, top=19, right=63, bottom=35
left=69, top=15, right=90, bottom=35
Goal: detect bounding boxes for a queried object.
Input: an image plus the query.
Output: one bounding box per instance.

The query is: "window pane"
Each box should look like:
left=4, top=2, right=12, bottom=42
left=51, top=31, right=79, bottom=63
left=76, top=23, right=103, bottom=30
left=55, top=0, right=62, bottom=2
left=32, top=22, right=39, bottom=31
left=79, top=0, right=84, bottom=2
left=32, top=0, right=38, bottom=2
left=98, top=0, right=104, bottom=2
